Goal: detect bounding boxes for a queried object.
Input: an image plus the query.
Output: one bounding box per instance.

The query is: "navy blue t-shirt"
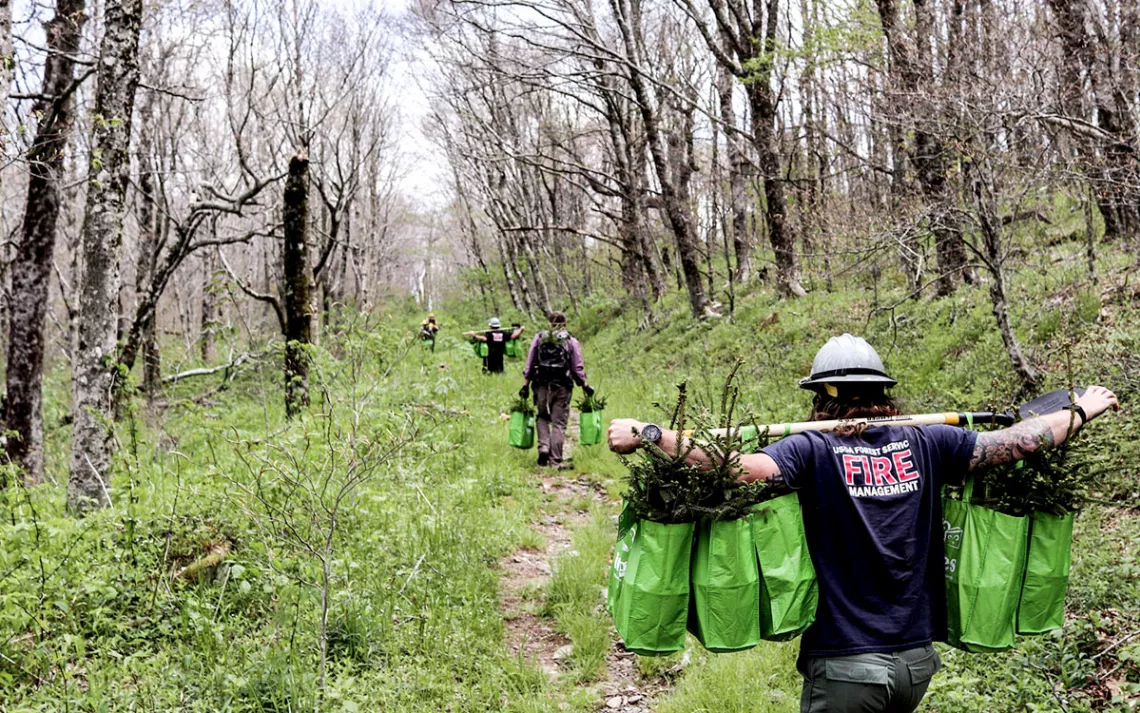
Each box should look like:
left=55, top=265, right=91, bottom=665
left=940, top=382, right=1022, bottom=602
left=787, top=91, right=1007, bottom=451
left=761, top=425, right=977, bottom=657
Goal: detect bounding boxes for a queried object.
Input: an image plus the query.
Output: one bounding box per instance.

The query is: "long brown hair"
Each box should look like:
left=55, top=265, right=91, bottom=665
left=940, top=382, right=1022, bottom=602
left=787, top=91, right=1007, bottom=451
left=809, top=386, right=900, bottom=438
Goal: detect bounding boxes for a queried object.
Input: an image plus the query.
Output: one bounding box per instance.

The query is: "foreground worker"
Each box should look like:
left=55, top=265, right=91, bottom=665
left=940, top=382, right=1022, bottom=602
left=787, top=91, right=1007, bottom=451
left=520, top=311, right=592, bottom=469
left=608, top=334, right=1120, bottom=713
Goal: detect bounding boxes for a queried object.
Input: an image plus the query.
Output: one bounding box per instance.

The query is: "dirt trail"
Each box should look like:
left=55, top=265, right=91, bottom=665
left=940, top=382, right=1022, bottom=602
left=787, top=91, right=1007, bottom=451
left=499, top=468, right=667, bottom=712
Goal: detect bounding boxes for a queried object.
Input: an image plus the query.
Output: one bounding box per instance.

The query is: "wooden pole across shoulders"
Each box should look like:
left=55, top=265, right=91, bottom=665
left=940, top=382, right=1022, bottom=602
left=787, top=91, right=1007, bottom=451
left=684, top=411, right=1013, bottom=440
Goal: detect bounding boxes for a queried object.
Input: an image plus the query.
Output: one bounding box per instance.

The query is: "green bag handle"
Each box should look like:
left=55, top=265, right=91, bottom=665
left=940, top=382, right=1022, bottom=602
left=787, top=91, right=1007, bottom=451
left=963, top=413, right=975, bottom=502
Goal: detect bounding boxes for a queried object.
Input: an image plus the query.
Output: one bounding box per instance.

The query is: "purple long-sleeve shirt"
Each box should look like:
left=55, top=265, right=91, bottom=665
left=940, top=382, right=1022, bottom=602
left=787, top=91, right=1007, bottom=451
left=523, top=329, right=587, bottom=385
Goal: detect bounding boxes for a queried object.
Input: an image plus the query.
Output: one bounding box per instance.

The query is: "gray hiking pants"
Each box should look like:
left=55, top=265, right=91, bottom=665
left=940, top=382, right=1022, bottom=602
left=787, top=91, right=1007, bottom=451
left=533, top=383, right=571, bottom=464
left=798, top=645, right=942, bottom=713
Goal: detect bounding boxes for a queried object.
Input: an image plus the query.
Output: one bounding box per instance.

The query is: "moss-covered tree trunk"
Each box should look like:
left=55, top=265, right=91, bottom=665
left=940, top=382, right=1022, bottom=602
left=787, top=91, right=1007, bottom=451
left=69, top=0, right=144, bottom=514
left=283, top=151, right=313, bottom=419
left=4, top=0, right=87, bottom=485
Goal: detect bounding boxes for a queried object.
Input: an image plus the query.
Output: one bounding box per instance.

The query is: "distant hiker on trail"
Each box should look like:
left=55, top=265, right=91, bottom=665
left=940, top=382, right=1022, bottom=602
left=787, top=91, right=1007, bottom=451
left=466, top=318, right=524, bottom=374
left=506, top=322, right=524, bottom=359
left=420, top=313, right=440, bottom=352
left=607, top=334, right=1120, bottom=713
left=519, top=311, right=592, bottom=469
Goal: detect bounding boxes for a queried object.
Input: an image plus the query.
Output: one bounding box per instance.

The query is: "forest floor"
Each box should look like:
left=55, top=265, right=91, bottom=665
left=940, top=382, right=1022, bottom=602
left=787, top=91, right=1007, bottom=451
left=498, top=426, right=668, bottom=711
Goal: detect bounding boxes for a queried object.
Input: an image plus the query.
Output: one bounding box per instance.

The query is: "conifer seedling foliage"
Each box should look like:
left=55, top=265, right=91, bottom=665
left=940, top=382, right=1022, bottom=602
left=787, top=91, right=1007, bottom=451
left=575, top=392, right=607, bottom=412
left=508, top=395, right=535, bottom=417
left=621, top=362, right=771, bottom=523
left=974, top=445, right=1082, bottom=516
left=952, top=383, right=1087, bottom=516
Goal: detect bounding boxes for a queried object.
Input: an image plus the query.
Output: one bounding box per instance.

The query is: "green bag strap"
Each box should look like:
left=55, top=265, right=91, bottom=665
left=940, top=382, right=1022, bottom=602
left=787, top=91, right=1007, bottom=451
left=963, top=413, right=975, bottom=501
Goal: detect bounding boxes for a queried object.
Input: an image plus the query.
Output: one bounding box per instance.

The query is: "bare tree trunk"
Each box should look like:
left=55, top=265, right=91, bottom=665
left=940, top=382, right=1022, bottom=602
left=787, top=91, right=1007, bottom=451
left=759, top=0, right=805, bottom=297
left=665, top=91, right=711, bottom=316
left=714, top=0, right=807, bottom=296
left=913, top=0, right=972, bottom=294
left=283, top=151, right=313, bottom=420
left=0, top=0, right=11, bottom=354
left=69, top=0, right=144, bottom=514
left=970, top=171, right=1039, bottom=394
left=610, top=0, right=709, bottom=318
left=716, top=62, right=751, bottom=283
left=4, top=0, right=87, bottom=485
left=747, top=76, right=806, bottom=297
left=518, top=232, right=550, bottom=313
left=496, top=238, right=523, bottom=313
left=200, top=249, right=218, bottom=362
left=631, top=133, right=665, bottom=300
left=135, top=97, right=161, bottom=395
left=1049, top=0, right=1140, bottom=245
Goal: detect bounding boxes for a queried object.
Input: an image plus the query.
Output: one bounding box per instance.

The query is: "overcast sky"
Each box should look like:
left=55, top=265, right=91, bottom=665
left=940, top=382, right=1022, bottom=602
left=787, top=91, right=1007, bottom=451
left=381, top=0, right=450, bottom=208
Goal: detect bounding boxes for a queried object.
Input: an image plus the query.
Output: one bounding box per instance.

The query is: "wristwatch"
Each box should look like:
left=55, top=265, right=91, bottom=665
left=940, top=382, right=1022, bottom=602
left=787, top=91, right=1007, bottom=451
left=1064, top=404, right=1088, bottom=427
left=639, top=423, right=663, bottom=447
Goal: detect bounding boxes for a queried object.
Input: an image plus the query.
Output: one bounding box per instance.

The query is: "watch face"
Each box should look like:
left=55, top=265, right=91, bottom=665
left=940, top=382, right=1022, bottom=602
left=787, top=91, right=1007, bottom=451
left=641, top=424, right=662, bottom=444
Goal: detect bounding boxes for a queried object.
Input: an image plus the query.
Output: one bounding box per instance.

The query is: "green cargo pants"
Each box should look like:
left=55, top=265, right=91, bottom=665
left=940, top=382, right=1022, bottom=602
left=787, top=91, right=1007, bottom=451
left=797, top=645, right=942, bottom=713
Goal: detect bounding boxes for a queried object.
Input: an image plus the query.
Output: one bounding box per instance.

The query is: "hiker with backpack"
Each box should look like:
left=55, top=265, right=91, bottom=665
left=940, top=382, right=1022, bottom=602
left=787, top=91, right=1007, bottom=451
left=466, top=318, right=525, bottom=374
left=606, top=334, right=1120, bottom=713
left=519, top=311, right=592, bottom=469
left=420, top=313, right=440, bottom=352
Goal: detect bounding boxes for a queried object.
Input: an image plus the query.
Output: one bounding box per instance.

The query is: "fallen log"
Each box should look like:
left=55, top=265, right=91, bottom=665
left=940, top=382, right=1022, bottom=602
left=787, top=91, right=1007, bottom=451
left=172, top=541, right=231, bottom=582
left=161, top=352, right=260, bottom=384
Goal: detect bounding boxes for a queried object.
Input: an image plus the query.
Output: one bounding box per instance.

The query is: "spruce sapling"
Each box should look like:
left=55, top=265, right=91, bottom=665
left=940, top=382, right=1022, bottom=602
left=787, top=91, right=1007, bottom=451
left=621, top=363, right=770, bottom=523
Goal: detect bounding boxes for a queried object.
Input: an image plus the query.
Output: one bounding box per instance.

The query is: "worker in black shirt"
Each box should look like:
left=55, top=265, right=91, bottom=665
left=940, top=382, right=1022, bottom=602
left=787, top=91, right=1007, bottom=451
left=466, top=318, right=525, bottom=374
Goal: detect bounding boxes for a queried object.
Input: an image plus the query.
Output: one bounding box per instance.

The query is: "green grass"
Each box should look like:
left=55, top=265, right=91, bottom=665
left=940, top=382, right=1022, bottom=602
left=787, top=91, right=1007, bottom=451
left=3, top=230, right=1139, bottom=711
left=0, top=320, right=568, bottom=711
left=655, top=641, right=801, bottom=713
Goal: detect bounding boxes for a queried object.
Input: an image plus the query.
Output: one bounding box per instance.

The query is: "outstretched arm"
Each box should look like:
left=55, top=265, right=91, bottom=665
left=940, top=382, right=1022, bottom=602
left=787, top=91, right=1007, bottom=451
left=968, top=385, right=1119, bottom=471
left=607, top=419, right=782, bottom=484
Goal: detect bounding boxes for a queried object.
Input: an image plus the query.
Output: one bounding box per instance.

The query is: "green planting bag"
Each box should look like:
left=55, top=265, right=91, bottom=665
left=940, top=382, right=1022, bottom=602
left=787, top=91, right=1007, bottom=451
left=421, top=338, right=434, bottom=351
left=505, top=339, right=521, bottom=358
left=751, top=493, right=818, bottom=641
left=473, top=341, right=489, bottom=358
left=738, top=425, right=760, bottom=454
left=580, top=411, right=604, bottom=446
left=689, top=517, right=760, bottom=652
left=607, top=519, right=694, bottom=656
left=1017, top=511, right=1074, bottom=635
left=943, top=477, right=1029, bottom=652
left=508, top=411, right=535, bottom=449
left=607, top=502, right=638, bottom=615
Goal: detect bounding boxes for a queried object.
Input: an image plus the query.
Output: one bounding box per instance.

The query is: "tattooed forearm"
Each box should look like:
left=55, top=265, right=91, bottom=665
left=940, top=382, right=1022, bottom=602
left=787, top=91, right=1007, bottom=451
left=968, top=418, right=1057, bottom=471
